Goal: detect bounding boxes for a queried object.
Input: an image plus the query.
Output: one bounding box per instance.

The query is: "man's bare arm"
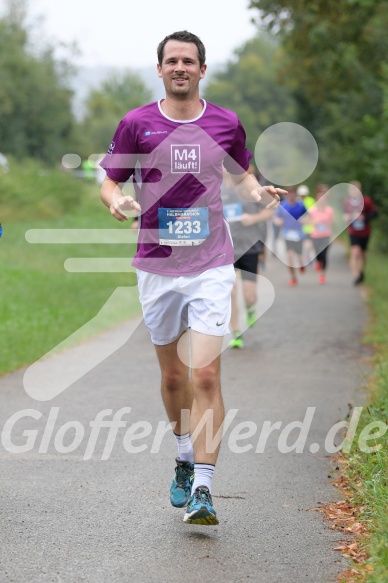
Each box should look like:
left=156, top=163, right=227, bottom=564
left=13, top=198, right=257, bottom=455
left=240, top=208, right=274, bottom=227
left=100, top=176, right=141, bottom=222
left=229, top=171, right=286, bottom=209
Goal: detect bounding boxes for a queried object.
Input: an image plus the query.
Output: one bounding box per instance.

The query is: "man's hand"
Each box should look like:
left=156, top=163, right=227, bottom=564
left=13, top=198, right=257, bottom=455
left=250, top=185, right=287, bottom=209
left=100, top=177, right=142, bottom=222
left=240, top=213, right=257, bottom=227
left=110, top=196, right=142, bottom=222
left=229, top=169, right=286, bottom=208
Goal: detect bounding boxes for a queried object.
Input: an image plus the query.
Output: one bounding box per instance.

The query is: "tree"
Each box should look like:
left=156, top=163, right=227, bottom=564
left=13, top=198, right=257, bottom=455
left=77, top=71, right=153, bottom=157
left=0, top=0, right=76, bottom=164
left=204, top=33, right=296, bottom=155
left=248, top=0, right=388, bottom=248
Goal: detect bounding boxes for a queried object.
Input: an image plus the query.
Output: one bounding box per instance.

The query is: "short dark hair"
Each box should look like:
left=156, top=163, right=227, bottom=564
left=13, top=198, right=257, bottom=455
left=157, top=31, right=206, bottom=67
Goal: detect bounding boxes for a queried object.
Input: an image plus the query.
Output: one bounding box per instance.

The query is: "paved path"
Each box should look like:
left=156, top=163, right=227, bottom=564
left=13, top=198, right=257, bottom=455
left=0, top=243, right=369, bottom=583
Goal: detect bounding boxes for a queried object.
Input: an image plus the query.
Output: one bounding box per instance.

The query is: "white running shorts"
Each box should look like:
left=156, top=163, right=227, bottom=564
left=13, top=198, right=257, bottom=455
left=136, top=265, right=236, bottom=345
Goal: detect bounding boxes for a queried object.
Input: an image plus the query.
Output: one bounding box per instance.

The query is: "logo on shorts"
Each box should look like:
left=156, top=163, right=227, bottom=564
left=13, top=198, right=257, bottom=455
left=171, top=145, right=200, bottom=173
left=216, top=321, right=225, bottom=327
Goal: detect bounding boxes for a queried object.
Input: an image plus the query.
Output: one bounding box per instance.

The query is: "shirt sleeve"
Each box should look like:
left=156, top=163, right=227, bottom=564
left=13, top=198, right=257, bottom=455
left=99, top=118, right=138, bottom=183
left=223, top=118, right=253, bottom=175
left=364, top=196, right=377, bottom=219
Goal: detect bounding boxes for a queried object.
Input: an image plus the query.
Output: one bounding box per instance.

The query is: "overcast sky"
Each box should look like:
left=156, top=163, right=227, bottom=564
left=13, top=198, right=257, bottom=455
left=22, top=0, right=258, bottom=69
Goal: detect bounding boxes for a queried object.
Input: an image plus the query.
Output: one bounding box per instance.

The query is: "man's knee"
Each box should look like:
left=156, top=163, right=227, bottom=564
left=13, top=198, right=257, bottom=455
left=192, top=364, right=220, bottom=394
left=162, top=368, right=189, bottom=392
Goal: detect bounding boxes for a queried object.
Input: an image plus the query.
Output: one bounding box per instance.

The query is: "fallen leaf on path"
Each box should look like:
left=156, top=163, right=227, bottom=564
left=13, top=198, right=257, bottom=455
left=313, top=456, right=371, bottom=582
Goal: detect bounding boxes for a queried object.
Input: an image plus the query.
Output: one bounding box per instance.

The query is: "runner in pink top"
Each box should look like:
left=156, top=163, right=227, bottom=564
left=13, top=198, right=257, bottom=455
left=100, top=31, right=284, bottom=526
left=309, top=184, right=335, bottom=284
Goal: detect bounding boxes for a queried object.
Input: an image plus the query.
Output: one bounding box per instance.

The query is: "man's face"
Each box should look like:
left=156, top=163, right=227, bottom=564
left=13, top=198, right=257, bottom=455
left=287, top=190, right=297, bottom=203
left=348, top=184, right=361, bottom=199
left=157, top=40, right=206, bottom=98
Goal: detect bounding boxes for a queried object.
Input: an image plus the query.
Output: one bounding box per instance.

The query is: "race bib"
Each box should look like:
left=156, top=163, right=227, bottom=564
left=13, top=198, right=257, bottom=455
left=284, top=229, right=301, bottom=242
left=158, top=207, right=210, bottom=246
left=223, top=203, right=243, bottom=222
left=352, top=218, right=365, bottom=231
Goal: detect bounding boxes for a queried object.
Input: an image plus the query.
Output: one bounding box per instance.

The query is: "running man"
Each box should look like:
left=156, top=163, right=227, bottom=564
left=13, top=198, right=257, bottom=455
left=221, top=167, right=273, bottom=349
left=343, top=181, right=377, bottom=285
left=297, top=184, right=315, bottom=265
left=309, top=184, right=334, bottom=284
left=100, top=31, right=284, bottom=525
left=273, top=186, right=307, bottom=286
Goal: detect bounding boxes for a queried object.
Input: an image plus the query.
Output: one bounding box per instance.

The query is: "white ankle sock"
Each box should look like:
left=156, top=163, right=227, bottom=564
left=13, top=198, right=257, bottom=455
left=174, top=432, right=194, bottom=463
left=191, top=463, right=215, bottom=494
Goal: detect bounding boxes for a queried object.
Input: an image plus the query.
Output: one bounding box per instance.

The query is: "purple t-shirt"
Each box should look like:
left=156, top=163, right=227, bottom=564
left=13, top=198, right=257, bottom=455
left=101, top=99, right=252, bottom=276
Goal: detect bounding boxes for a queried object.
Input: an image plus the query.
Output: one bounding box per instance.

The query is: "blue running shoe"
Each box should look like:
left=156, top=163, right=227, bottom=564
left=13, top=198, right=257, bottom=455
left=170, top=458, right=194, bottom=508
left=183, top=486, right=219, bottom=525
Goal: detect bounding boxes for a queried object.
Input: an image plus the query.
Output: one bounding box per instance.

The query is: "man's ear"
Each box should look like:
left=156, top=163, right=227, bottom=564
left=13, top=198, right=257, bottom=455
left=157, top=63, right=162, bottom=78
left=200, top=64, right=207, bottom=80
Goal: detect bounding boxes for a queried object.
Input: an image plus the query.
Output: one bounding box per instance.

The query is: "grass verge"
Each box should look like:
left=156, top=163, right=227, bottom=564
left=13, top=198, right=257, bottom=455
left=0, top=160, right=140, bottom=376
left=337, top=250, right=388, bottom=582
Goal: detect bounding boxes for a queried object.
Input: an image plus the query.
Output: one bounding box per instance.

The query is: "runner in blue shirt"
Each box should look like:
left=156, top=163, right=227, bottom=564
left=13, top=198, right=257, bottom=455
left=274, top=186, right=307, bottom=286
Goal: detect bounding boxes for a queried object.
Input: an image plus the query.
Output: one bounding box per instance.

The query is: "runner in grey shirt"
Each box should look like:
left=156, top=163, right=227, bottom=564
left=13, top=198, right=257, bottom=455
left=222, top=168, right=273, bottom=348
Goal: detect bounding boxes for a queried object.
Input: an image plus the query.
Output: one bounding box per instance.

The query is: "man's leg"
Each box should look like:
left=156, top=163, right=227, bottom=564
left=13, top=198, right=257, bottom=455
left=242, top=276, right=258, bottom=329
left=242, top=278, right=257, bottom=309
left=297, top=253, right=305, bottom=272
left=155, top=338, right=194, bottom=508
left=179, top=263, right=234, bottom=524
left=287, top=248, right=297, bottom=285
left=350, top=244, right=364, bottom=283
left=230, top=256, right=258, bottom=347
left=230, top=277, right=240, bottom=334
left=154, top=337, right=193, bottom=435
left=302, top=236, right=314, bottom=264
left=361, top=249, right=366, bottom=273
left=238, top=254, right=259, bottom=328
left=184, top=331, right=224, bottom=525
left=189, top=331, right=224, bottom=466
left=156, top=332, right=225, bottom=466
left=229, top=276, right=245, bottom=349
left=155, top=332, right=224, bottom=523
left=317, top=247, right=328, bottom=283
